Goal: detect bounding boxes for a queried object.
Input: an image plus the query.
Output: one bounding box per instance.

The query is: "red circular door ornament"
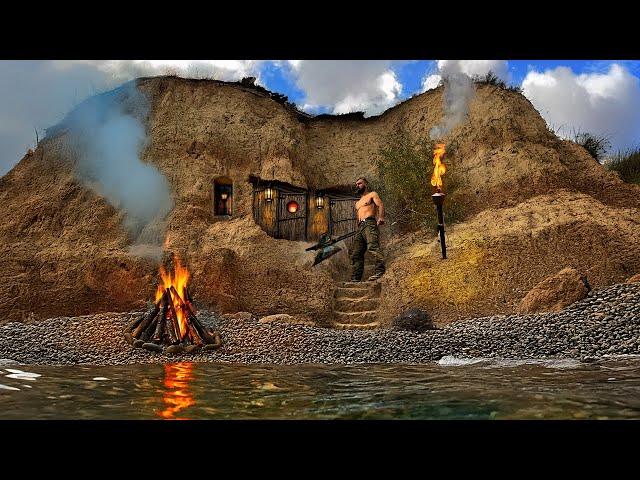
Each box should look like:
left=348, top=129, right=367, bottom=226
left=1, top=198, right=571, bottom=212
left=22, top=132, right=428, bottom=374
left=286, top=200, right=299, bottom=213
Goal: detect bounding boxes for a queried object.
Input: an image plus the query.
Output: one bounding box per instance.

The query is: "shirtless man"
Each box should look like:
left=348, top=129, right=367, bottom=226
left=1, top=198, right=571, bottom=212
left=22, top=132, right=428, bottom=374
left=351, top=177, right=386, bottom=282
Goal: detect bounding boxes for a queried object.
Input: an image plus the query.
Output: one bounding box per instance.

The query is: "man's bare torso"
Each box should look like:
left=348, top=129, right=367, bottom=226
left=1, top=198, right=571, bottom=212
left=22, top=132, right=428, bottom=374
left=355, top=192, right=378, bottom=221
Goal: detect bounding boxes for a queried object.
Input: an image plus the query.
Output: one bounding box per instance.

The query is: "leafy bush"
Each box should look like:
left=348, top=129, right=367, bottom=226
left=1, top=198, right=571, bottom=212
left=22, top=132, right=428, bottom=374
left=474, top=70, right=506, bottom=88
left=571, top=130, right=611, bottom=162
left=605, top=147, right=640, bottom=184
left=472, top=70, right=522, bottom=93
left=374, top=129, right=466, bottom=233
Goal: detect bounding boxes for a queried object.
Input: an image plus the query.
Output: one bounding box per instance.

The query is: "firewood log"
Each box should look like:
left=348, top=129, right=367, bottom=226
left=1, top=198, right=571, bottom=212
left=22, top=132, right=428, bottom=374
left=162, top=295, right=179, bottom=344
left=141, top=315, right=158, bottom=342
left=127, top=294, right=163, bottom=332
left=159, top=289, right=175, bottom=343
left=168, top=285, right=220, bottom=345
left=187, top=321, right=203, bottom=346
left=152, top=305, right=165, bottom=342
left=167, top=291, right=182, bottom=343
left=132, top=302, right=160, bottom=338
left=165, top=313, right=178, bottom=344
left=169, top=286, right=199, bottom=319
left=126, top=313, right=145, bottom=332
left=158, top=290, right=177, bottom=344
left=188, top=314, right=212, bottom=343
left=194, top=321, right=220, bottom=346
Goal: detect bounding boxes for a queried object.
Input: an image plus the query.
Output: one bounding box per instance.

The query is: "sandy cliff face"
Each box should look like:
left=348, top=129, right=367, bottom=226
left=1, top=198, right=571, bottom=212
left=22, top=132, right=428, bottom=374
left=1, top=76, right=638, bottom=324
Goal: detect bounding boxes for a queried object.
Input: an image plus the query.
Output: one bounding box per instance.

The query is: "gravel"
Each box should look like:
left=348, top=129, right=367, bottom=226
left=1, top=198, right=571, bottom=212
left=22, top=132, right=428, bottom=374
left=0, top=282, right=638, bottom=366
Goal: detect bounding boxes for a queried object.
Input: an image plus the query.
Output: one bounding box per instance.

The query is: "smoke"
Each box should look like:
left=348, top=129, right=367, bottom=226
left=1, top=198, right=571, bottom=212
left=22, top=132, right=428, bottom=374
left=54, top=81, right=173, bottom=250
left=429, top=63, right=475, bottom=140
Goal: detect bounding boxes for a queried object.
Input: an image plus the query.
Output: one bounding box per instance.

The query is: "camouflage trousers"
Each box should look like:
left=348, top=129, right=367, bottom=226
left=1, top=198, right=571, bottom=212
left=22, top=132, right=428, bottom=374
left=350, top=217, right=385, bottom=281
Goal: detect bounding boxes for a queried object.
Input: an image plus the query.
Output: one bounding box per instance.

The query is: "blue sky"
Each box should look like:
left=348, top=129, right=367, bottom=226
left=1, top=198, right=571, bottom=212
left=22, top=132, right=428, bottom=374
left=257, top=60, right=640, bottom=110
left=1, top=59, right=640, bottom=174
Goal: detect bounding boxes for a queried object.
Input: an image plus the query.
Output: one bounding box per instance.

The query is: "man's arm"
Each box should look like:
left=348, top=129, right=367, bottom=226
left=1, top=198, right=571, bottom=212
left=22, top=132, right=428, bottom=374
left=372, top=192, right=385, bottom=225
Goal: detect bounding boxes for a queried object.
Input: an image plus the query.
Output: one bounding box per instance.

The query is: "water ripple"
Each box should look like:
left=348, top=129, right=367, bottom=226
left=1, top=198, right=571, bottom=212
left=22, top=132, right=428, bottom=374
left=0, top=359, right=638, bottom=419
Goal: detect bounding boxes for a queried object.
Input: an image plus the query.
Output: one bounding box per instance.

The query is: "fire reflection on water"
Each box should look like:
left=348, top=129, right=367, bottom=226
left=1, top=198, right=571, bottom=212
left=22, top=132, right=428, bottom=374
left=158, top=362, right=195, bottom=419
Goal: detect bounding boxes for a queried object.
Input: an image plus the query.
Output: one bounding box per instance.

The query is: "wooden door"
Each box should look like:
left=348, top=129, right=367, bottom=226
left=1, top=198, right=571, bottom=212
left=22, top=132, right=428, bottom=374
left=276, top=192, right=307, bottom=241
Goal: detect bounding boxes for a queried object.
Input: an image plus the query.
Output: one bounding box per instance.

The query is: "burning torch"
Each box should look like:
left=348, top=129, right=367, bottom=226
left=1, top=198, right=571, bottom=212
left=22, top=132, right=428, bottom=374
left=431, top=143, right=447, bottom=259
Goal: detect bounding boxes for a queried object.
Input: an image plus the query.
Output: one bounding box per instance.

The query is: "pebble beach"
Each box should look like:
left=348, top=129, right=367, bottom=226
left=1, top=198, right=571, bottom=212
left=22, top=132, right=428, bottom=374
left=0, top=282, right=638, bottom=366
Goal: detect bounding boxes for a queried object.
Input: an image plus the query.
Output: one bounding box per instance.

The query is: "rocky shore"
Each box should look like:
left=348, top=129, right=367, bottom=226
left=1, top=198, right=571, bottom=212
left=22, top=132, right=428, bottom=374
left=0, top=282, right=638, bottom=366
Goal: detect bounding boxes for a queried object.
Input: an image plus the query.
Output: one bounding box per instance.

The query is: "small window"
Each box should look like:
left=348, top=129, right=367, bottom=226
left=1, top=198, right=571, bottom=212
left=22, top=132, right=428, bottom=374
left=214, top=177, right=233, bottom=216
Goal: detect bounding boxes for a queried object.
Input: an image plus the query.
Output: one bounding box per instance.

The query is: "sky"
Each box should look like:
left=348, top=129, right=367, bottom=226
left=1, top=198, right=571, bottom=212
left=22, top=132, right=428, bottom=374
left=1, top=59, right=640, bottom=175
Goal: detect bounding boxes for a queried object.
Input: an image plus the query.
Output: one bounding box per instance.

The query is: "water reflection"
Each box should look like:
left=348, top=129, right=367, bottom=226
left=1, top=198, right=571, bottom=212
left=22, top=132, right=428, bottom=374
left=158, top=362, right=195, bottom=420
left=0, top=360, right=639, bottom=419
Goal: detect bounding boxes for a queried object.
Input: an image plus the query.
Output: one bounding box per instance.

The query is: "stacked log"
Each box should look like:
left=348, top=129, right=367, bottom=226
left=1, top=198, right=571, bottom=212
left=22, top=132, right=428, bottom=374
left=123, top=287, right=222, bottom=354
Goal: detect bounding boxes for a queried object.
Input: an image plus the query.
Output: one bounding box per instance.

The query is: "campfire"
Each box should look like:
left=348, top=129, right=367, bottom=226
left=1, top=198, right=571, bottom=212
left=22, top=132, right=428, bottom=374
left=124, top=257, right=221, bottom=354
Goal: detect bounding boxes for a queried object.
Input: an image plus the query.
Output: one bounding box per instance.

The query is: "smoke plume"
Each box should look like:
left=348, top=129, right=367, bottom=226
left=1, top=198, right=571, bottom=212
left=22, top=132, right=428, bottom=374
left=429, top=63, right=475, bottom=140
left=52, top=81, right=173, bottom=250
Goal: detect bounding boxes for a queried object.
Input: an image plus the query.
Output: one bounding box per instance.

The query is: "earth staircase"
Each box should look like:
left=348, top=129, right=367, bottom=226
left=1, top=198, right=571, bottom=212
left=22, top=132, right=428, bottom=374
left=331, top=255, right=381, bottom=329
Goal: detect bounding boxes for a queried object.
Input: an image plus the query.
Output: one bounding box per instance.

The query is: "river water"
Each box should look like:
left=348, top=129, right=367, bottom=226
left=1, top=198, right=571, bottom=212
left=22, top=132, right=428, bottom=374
left=1, top=357, right=639, bottom=419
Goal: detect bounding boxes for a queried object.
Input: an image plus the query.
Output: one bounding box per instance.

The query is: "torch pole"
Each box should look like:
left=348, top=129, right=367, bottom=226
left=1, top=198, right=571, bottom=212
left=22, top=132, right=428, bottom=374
left=432, top=191, right=447, bottom=259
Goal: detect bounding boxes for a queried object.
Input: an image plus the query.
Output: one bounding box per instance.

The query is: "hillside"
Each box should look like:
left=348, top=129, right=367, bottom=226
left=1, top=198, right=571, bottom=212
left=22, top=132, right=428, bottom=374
left=0, top=76, right=638, bottom=324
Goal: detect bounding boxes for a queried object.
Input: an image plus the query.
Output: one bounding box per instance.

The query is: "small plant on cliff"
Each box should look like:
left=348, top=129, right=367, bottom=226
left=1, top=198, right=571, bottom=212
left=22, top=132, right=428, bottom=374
left=605, top=147, right=640, bottom=184
left=472, top=70, right=522, bottom=93
left=571, top=130, right=611, bottom=162
left=473, top=70, right=506, bottom=88
left=375, top=129, right=466, bottom=233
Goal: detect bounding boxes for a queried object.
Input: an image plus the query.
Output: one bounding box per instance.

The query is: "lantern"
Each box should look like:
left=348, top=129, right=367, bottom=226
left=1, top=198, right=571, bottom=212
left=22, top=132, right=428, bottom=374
left=220, top=192, right=228, bottom=201
left=287, top=200, right=299, bottom=213
left=315, top=194, right=325, bottom=209
left=264, top=187, right=274, bottom=202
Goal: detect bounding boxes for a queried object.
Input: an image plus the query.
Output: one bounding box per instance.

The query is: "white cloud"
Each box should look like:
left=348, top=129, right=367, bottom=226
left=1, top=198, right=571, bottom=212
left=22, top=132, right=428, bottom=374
left=62, top=60, right=263, bottom=82
left=422, top=60, right=509, bottom=92
left=0, top=60, right=263, bottom=175
left=286, top=60, right=403, bottom=116
left=522, top=64, right=640, bottom=152
left=421, top=74, right=442, bottom=92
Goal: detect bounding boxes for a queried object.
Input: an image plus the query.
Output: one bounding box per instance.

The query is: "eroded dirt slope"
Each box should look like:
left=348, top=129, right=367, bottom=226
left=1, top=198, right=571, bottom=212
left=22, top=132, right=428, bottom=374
left=1, top=76, right=638, bottom=324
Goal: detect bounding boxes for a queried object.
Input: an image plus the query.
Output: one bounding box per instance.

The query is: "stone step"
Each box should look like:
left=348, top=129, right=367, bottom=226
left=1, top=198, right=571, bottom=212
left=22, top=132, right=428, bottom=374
left=337, top=280, right=382, bottom=289
left=333, top=310, right=378, bottom=324
left=334, top=296, right=380, bottom=312
left=332, top=321, right=380, bottom=330
left=334, top=287, right=375, bottom=299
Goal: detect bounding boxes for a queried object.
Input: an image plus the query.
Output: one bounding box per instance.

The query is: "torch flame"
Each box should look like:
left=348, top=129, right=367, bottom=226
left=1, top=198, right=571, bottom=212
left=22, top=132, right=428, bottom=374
left=155, top=256, right=191, bottom=340
left=431, top=143, right=447, bottom=190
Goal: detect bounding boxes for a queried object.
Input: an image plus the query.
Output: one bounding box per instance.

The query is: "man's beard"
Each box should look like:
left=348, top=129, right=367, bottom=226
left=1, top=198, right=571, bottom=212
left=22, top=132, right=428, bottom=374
left=355, top=186, right=366, bottom=195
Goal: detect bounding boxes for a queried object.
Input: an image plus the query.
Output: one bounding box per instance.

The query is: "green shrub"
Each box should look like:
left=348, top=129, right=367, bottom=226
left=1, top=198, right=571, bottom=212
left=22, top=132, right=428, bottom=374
left=472, top=70, right=522, bottom=93
left=374, top=129, right=466, bottom=233
left=571, top=130, right=611, bottom=162
left=473, top=70, right=506, bottom=88
left=605, top=147, right=640, bottom=184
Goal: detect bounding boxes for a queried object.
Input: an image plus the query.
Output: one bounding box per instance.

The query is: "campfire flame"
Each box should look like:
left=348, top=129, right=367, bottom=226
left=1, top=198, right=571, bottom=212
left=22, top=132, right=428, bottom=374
left=155, top=256, right=192, bottom=340
left=431, top=143, right=447, bottom=190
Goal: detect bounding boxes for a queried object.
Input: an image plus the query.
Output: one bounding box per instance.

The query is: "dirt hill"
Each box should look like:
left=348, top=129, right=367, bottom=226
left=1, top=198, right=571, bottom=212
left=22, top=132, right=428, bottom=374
left=1, top=76, right=638, bottom=325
